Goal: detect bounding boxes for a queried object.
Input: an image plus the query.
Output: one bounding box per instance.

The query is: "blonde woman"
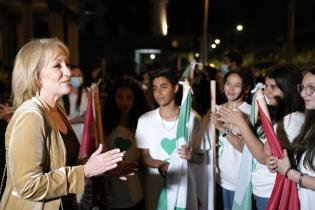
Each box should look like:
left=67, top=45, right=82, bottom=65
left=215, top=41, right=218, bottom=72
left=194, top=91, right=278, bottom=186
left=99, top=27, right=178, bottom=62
left=0, top=38, right=124, bottom=210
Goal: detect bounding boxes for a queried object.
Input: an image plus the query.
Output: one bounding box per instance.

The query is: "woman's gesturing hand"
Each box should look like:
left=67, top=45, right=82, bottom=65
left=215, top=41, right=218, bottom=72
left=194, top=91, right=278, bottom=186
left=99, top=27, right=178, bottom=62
left=217, top=106, right=245, bottom=127
left=209, top=112, right=225, bottom=132
left=83, top=144, right=124, bottom=177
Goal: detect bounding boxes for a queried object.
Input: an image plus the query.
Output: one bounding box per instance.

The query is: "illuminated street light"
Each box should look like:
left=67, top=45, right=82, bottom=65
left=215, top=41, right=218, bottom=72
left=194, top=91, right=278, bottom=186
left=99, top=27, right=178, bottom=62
left=211, top=44, right=216, bottom=49
left=209, top=63, right=215, bottom=68
left=236, top=25, right=243, bottom=31
left=214, top=39, right=220, bottom=44
left=150, top=54, right=156, bottom=60
left=195, top=53, right=200, bottom=58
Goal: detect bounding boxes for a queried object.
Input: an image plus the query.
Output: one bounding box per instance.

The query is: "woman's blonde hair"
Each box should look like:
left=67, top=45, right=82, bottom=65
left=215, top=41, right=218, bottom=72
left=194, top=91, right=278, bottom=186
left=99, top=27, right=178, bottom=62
left=12, top=38, right=69, bottom=108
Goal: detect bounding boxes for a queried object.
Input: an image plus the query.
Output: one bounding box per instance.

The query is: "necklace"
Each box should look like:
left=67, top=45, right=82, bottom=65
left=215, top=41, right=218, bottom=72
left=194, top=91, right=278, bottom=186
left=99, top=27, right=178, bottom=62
left=161, top=117, right=178, bottom=131
left=160, top=108, right=179, bottom=131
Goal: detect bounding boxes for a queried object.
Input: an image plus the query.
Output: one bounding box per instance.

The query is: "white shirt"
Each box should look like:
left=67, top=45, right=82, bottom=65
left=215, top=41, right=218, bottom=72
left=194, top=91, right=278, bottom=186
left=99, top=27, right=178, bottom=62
left=252, top=112, right=304, bottom=197
left=67, top=91, right=88, bottom=144
left=218, top=102, right=251, bottom=191
left=135, top=107, right=209, bottom=210
left=136, top=108, right=209, bottom=174
left=298, top=153, right=315, bottom=210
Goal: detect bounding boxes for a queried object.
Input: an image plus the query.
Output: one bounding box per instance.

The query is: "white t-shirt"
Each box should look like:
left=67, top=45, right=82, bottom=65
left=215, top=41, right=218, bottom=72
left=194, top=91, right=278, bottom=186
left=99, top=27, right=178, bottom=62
left=106, top=126, right=143, bottom=208
left=298, top=153, right=315, bottom=210
left=136, top=107, right=209, bottom=174
left=135, top=107, right=209, bottom=210
left=67, top=91, right=88, bottom=144
left=218, top=102, right=251, bottom=191
left=252, top=112, right=304, bottom=198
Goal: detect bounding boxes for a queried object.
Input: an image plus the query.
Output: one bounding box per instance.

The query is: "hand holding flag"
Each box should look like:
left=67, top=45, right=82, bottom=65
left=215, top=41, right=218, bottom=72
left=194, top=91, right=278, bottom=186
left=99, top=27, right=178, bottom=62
left=257, top=103, right=300, bottom=210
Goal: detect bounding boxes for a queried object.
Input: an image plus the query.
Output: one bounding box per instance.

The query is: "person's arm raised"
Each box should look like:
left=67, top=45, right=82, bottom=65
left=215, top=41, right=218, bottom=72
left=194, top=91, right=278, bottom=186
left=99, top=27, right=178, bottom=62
left=217, top=107, right=269, bottom=164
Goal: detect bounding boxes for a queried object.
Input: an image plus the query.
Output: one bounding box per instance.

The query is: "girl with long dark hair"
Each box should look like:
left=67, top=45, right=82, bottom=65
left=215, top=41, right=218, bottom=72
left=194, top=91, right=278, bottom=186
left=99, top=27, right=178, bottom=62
left=267, top=67, right=315, bottom=209
left=218, top=64, right=305, bottom=210
left=103, top=79, right=147, bottom=210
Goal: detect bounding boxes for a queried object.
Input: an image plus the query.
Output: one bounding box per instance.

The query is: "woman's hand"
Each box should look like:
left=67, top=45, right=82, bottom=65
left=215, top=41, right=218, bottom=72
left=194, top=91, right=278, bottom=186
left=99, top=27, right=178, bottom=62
left=83, top=144, right=124, bottom=177
left=276, top=149, right=291, bottom=175
left=209, top=112, right=225, bottom=132
left=217, top=106, right=245, bottom=127
left=266, top=155, right=279, bottom=173
left=178, top=144, right=192, bottom=160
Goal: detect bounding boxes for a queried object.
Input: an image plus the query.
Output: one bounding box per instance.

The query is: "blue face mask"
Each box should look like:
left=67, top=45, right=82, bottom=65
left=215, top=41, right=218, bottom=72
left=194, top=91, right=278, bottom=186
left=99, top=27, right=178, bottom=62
left=221, top=64, right=230, bottom=74
left=71, top=77, right=83, bottom=88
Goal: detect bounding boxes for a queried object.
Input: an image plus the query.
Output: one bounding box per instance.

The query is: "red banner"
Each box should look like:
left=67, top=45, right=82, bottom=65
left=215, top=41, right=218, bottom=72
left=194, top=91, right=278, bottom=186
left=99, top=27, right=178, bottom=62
left=257, top=103, right=299, bottom=210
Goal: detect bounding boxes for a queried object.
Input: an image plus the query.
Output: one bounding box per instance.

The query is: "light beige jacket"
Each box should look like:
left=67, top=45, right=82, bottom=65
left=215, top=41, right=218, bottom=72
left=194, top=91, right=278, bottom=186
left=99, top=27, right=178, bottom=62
left=0, top=97, right=85, bottom=210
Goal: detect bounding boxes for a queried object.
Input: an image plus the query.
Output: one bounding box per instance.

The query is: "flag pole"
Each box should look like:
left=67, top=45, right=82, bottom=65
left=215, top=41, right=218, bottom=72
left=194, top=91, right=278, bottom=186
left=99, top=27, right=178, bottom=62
left=92, top=79, right=105, bottom=150
left=210, top=80, right=216, bottom=206
left=91, top=80, right=111, bottom=210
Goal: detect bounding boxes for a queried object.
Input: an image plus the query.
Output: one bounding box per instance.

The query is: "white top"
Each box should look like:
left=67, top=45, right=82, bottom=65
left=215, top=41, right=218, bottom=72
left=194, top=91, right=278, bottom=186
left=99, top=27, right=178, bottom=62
left=252, top=112, right=304, bottom=197
left=107, top=126, right=143, bottom=208
left=67, top=91, right=88, bottom=144
left=218, top=102, right=251, bottom=190
left=135, top=107, right=209, bottom=210
left=136, top=107, right=209, bottom=174
left=298, top=153, right=315, bottom=210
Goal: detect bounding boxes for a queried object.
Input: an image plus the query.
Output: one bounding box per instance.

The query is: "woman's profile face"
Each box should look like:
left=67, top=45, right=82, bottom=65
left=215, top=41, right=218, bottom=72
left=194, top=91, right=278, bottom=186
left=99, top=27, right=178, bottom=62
left=115, top=86, right=135, bottom=113
left=300, top=72, right=315, bottom=110
left=264, top=77, right=284, bottom=106
left=224, top=73, right=243, bottom=102
left=39, top=50, right=71, bottom=99
left=152, top=76, right=178, bottom=107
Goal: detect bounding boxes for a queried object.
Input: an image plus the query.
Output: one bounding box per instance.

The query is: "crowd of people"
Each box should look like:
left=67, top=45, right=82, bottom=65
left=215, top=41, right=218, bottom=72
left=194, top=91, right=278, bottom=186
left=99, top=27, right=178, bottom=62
left=0, top=37, right=315, bottom=210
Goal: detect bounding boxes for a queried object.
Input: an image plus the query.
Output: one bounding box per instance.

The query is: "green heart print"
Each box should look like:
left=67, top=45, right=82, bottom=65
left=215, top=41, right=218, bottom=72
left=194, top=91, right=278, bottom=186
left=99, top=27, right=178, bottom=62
left=161, top=138, right=177, bottom=155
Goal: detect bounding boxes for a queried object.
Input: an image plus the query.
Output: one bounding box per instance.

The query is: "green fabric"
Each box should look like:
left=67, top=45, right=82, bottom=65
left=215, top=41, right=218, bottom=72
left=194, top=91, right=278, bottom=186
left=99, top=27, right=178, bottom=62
left=156, top=84, right=192, bottom=210
left=232, top=184, right=253, bottom=210
left=176, top=90, right=191, bottom=141
left=157, top=179, right=168, bottom=210
left=232, top=94, right=256, bottom=210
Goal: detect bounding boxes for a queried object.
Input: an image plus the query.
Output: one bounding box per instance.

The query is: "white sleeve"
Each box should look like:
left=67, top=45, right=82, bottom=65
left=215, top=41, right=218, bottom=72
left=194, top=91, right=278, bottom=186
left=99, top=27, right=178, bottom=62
left=284, top=112, right=305, bottom=142
left=135, top=115, right=149, bottom=149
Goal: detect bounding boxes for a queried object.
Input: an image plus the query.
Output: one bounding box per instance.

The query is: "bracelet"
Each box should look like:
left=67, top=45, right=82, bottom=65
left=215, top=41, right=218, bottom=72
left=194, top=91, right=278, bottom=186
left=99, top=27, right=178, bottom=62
left=284, top=168, right=291, bottom=178
left=298, top=172, right=307, bottom=188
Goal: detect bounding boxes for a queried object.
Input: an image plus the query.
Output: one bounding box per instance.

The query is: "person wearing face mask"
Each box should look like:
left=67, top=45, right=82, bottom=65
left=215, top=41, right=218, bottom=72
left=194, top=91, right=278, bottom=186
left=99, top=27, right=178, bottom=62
left=61, top=65, right=88, bottom=144
left=221, top=51, right=243, bottom=74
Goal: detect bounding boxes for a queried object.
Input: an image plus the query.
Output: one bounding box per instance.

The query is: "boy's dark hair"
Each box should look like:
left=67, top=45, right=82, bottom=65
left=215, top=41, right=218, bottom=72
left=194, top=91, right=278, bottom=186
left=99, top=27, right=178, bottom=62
left=150, top=69, right=179, bottom=86
left=150, top=69, right=182, bottom=105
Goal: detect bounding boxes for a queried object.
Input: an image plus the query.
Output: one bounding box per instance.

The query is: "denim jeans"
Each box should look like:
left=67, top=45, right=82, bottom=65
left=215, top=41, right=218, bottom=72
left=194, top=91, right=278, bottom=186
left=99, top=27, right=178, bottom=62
left=254, top=194, right=269, bottom=210
left=221, top=187, right=235, bottom=210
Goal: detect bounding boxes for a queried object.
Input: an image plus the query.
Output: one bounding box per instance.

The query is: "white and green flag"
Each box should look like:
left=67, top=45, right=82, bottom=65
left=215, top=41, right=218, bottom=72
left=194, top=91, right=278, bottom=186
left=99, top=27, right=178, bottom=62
left=157, top=79, right=192, bottom=210
left=232, top=93, right=257, bottom=210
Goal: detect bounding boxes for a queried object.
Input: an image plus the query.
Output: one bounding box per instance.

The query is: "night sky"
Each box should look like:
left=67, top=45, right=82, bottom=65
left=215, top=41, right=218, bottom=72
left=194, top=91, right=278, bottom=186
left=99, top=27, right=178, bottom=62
left=78, top=0, right=315, bottom=73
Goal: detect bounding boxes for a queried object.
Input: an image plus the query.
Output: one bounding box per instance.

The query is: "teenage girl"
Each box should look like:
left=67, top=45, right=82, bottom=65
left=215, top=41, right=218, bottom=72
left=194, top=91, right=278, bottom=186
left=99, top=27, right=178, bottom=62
left=103, top=79, right=147, bottom=210
left=210, top=71, right=252, bottom=210
left=267, top=67, right=315, bottom=209
left=218, top=64, right=305, bottom=210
